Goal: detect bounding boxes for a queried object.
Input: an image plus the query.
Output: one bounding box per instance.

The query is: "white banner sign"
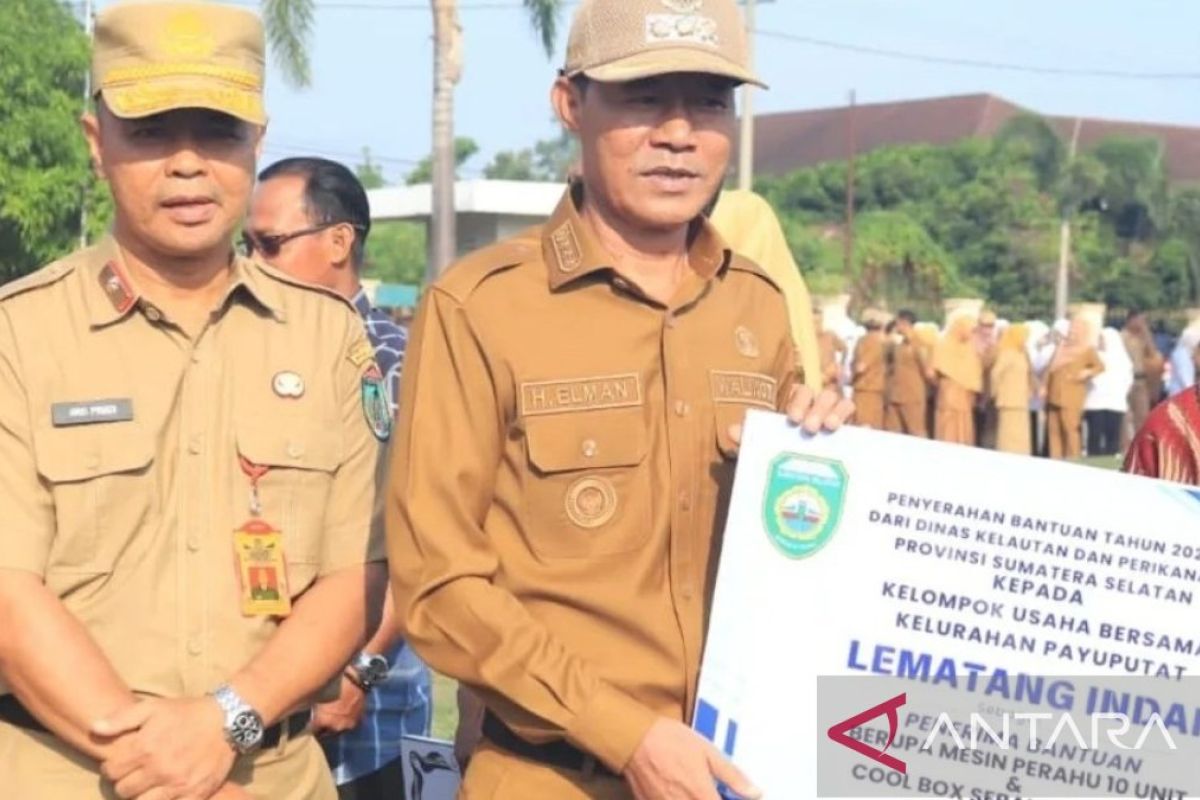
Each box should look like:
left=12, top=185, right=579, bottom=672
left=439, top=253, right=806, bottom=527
left=695, top=412, right=1200, bottom=798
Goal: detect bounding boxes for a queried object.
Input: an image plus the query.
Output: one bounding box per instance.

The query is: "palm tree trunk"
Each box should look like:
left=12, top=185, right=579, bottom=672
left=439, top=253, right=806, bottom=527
left=430, top=0, right=462, bottom=279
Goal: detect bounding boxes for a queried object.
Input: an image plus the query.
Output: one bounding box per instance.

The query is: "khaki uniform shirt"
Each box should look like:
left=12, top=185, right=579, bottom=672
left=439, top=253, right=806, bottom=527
left=887, top=338, right=929, bottom=406
left=1047, top=348, right=1104, bottom=410
left=852, top=331, right=886, bottom=394
left=818, top=331, right=845, bottom=389
left=0, top=237, right=383, bottom=798
left=387, top=190, right=795, bottom=774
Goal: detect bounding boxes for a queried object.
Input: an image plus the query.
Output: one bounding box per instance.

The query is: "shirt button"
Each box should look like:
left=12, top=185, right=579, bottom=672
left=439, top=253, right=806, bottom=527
left=190, top=352, right=201, bottom=364
left=186, top=535, right=201, bottom=553
left=144, top=305, right=163, bottom=323
left=581, top=439, right=598, bottom=458
left=287, top=441, right=305, bottom=459
left=187, top=638, right=202, bottom=656
left=86, top=454, right=100, bottom=471
left=678, top=491, right=692, bottom=512
left=674, top=401, right=690, bottom=417
left=665, top=313, right=678, bottom=329
left=188, top=438, right=202, bottom=455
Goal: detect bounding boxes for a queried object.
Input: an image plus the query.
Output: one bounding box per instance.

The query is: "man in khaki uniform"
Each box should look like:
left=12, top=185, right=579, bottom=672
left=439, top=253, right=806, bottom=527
left=973, top=308, right=1000, bottom=448
left=0, top=4, right=386, bottom=798
left=815, top=308, right=847, bottom=392
left=386, top=1, right=851, bottom=798
left=1122, top=310, right=1163, bottom=442
left=851, top=309, right=888, bottom=429
left=885, top=309, right=931, bottom=437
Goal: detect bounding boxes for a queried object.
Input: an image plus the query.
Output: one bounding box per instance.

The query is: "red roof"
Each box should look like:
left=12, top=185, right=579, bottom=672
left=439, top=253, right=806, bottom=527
left=749, top=93, right=1200, bottom=184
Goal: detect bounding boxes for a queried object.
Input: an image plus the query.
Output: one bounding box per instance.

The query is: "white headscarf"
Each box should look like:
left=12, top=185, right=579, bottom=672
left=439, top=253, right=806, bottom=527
left=1086, top=328, right=1134, bottom=412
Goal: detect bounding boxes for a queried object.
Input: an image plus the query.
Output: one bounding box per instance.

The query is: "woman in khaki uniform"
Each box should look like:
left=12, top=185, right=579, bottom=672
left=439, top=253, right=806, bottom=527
left=990, top=324, right=1034, bottom=455
left=1045, top=317, right=1105, bottom=460
left=932, top=314, right=983, bottom=445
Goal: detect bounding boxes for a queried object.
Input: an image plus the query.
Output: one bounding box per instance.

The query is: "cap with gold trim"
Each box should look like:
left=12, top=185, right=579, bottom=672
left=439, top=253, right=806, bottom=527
left=563, top=0, right=765, bottom=88
left=91, top=1, right=266, bottom=125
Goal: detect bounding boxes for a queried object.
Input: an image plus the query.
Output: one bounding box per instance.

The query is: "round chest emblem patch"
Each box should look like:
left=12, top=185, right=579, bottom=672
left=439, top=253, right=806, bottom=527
left=565, top=476, right=618, bottom=529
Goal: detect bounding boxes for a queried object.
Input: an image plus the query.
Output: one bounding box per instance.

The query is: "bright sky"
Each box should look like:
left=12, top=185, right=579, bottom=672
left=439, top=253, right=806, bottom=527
left=93, top=0, right=1200, bottom=183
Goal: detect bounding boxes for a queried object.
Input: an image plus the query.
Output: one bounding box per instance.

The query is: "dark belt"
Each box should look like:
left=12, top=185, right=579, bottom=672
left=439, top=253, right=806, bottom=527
left=482, top=712, right=616, bottom=778
left=0, top=694, right=310, bottom=750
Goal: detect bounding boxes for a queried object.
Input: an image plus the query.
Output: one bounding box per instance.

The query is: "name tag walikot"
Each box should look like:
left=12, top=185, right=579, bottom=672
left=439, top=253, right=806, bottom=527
left=51, top=398, right=134, bottom=427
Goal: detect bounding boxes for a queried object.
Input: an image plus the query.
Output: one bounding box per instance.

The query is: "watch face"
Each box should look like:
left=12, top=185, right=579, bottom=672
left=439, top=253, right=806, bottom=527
left=229, top=710, right=264, bottom=751
left=364, top=655, right=389, bottom=683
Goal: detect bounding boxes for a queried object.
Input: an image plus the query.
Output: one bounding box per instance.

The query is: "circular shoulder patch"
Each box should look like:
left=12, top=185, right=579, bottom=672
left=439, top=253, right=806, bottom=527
left=565, top=476, right=618, bottom=529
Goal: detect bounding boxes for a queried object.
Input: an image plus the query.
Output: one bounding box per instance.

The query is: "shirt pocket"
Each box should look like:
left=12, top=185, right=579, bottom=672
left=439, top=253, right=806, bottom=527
left=709, top=370, right=780, bottom=460
left=521, top=407, right=651, bottom=560
left=32, top=421, right=156, bottom=578
left=234, top=417, right=343, bottom=593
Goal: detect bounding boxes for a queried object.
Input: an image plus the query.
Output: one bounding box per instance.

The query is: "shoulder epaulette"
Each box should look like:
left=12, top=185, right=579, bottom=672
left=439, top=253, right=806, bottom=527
left=0, top=260, right=77, bottom=304
left=434, top=230, right=541, bottom=304
left=250, top=259, right=358, bottom=314
left=727, top=252, right=783, bottom=293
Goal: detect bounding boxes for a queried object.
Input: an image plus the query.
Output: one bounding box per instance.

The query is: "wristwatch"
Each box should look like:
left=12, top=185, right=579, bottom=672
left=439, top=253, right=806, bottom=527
left=346, top=651, right=390, bottom=692
left=210, top=683, right=265, bottom=755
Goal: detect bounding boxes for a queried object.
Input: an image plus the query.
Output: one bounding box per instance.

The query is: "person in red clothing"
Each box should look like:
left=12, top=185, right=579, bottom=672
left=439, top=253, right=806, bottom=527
left=1124, top=384, right=1200, bottom=483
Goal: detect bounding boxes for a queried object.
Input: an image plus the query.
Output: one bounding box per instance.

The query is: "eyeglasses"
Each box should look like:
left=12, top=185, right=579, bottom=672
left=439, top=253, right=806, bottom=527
left=240, top=222, right=364, bottom=258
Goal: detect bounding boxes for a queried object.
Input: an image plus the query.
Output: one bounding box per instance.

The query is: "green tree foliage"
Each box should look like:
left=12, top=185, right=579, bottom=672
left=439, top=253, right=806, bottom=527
left=363, top=221, right=426, bottom=286
left=406, top=137, right=479, bottom=185
left=484, top=130, right=577, bottom=182
left=758, top=120, right=1197, bottom=320
left=0, top=0, right=92, bottom=280
left=356, top=147, right=386, bottom=190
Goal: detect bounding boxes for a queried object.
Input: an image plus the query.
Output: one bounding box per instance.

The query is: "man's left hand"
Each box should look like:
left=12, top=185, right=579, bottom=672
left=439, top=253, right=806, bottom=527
left=311, top=675, right=367, bottom=737
left=729, top=386, right=854, bottom=446
left=93, top=697, right=236, bottom=800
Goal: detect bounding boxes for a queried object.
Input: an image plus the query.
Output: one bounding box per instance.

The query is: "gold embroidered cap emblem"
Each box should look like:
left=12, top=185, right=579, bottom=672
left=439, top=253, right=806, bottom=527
left=660, top=0, right=703, bottom=12
left=734, top=325, right=760, bottom=358
left=565, top=476, right=618, bottom=529
left=161, top=11, right=217, bottom=59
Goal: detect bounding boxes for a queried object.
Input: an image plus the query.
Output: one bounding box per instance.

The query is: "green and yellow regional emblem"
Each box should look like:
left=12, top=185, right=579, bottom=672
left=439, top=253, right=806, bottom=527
left=763, top=453, right=848, bottom=559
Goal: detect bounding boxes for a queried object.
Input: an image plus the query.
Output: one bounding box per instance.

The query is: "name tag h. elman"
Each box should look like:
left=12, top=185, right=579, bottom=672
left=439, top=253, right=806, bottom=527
left=51, top=399, right=134, bottom=427
left=521, top=374, right=642, bottom=416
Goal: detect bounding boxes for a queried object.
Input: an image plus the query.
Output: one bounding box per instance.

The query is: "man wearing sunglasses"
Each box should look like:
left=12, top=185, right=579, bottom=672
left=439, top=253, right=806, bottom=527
left=0, top=4, right=386, bottom=798
left=247, top=157, right=431, bottom=800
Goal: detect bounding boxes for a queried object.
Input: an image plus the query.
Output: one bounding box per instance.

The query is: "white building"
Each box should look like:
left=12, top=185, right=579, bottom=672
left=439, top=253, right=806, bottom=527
left=367, top=180, right=565, bottom=265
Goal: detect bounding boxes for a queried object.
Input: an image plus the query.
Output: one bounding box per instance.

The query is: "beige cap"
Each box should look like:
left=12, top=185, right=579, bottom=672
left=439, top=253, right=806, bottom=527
left=861, top=308, right=892, bottom=328
left=92, top=1, right=266, bottom=125
left=564, top=0, right=765, bottom=88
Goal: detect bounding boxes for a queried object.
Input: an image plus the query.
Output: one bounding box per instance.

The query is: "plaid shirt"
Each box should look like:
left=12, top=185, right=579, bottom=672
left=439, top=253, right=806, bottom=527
left=323, top=290, right=431, bottom=784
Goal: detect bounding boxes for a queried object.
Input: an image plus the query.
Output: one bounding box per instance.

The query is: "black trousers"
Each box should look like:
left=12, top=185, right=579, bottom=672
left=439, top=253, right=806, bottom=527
left=336, top=756, right=406, bottom=800
left=1084, top=410, right=1124, bottom=456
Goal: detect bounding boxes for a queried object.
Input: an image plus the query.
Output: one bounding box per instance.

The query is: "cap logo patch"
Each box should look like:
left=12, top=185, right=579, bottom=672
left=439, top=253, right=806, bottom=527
left=646, top=14, right=720, bottom=47
left=162, top=11, right=216, bottom=59
left=661, top=0, right=703, bottom=12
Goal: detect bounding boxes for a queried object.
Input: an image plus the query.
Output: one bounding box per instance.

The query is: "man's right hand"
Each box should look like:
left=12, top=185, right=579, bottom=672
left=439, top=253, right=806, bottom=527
left=624, top=718, right=761, bottom=800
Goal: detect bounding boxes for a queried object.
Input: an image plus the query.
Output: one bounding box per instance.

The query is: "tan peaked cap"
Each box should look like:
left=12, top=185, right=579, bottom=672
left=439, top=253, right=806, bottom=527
left=564, top=0, right=765, bottom=88
left=92, top=1, right=266, bottom=125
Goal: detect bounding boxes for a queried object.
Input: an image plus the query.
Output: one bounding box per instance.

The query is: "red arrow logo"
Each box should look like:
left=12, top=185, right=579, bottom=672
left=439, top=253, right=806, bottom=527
left=826, top=693, right=907, bottom=773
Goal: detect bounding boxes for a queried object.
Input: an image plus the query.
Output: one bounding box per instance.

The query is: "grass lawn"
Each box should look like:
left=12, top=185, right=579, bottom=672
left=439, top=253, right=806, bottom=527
left=431, top=672, right=459, bottom=740
left=1073, top=454, right=1123, bottom=471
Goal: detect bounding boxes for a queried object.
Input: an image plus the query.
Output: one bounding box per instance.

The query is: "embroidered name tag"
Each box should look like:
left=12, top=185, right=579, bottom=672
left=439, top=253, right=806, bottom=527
left=51, top=398, right=134, bottom=427
left=521, top=374, right=642, bottom=416
left=710, top=371, right=777, bottom=409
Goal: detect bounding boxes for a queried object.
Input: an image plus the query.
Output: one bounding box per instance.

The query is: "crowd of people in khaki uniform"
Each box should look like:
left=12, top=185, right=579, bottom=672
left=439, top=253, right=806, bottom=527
left=834, top=303, right=1174, bottom=462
